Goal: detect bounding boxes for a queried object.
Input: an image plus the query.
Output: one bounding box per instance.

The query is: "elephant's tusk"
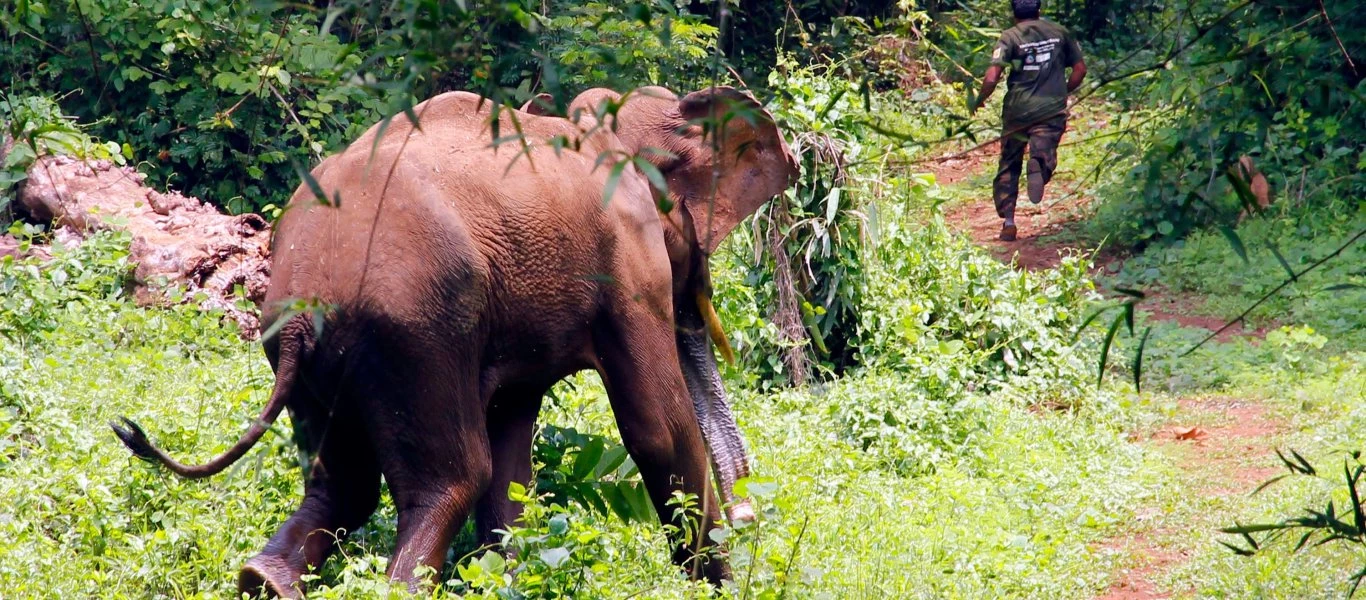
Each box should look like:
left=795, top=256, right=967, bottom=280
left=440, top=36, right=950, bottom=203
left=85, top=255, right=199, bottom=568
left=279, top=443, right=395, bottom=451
left=695, top=291, right=735, bottom=365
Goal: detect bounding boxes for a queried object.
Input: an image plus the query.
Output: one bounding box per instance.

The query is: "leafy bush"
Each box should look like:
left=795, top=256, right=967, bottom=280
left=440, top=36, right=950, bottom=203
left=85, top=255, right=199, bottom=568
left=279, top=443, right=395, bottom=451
left=2, top=1, right=407, bottom=213
left=0, top=225, right=133, bottom=342
left=1085, top=0, right=1365, bottom=248
left=2, top=1, right=728, bottom=214
left=860, top=215, right=1096, bottom=390
left=541, top=2, right=718, bottom=92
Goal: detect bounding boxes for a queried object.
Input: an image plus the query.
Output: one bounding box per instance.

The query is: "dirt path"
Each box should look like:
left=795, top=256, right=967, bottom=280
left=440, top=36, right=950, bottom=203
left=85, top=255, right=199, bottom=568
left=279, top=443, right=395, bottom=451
left=931, top=146, right=1263, bottom=341
left=1095, top=396, right=1286, bottom=599
left=928, top=145, right=1283, bottom=598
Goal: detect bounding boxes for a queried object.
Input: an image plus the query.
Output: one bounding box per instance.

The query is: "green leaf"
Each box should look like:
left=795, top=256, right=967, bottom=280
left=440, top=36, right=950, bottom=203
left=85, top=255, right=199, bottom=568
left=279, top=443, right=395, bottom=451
left=595, top=446, right=629, bottom=478
left=1131, top=326, right=1151, bottom=393
left=623, top=483, right=655, bottom=521
left=631, top=154, right=668, bottom=196
left=571, top=437, right=604, bottom=481
left=1322, top=283, right=1364, bottom=292
left=1225, top=164, right=1261, bottom=215
left=1072, top=303, right=1118, bottom=343
left=1097, top=313, right=1123, bottom=388
left=1217, top=540, right=1258, bottom=556
left=825, top=187, right=842, bottom=223
left=1219, top=225, right=1249, bottom=264
left=1219, top=523, right=1288, bottom=535
left=292, top=161, right=330, bottom=206
left=601, top=160, right=628, bottom=207
left=539, top=547, right=571, bottom=568
left=1267, top=242, right=1296, bottom=281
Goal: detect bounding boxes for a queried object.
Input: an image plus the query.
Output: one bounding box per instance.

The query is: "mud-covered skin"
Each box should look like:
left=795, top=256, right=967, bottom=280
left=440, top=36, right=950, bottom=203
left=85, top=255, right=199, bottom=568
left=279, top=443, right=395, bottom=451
left=115, top=86, right=796, bottom=597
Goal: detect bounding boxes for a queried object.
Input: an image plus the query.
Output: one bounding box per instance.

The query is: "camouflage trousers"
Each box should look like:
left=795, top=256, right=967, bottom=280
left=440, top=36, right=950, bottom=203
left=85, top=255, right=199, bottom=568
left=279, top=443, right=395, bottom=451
left=993, top=114, right=1067, bottom=219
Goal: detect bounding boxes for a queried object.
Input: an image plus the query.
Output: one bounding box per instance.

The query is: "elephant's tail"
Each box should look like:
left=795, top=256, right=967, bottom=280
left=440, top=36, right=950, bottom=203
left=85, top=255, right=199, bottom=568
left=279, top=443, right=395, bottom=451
left=111, top=314, right=314, bottom=479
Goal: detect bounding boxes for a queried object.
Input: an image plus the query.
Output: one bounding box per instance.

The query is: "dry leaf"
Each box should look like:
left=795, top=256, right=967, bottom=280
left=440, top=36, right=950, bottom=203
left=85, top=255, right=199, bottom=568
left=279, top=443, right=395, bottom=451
left=1173, top=426, right=1209, bottom=441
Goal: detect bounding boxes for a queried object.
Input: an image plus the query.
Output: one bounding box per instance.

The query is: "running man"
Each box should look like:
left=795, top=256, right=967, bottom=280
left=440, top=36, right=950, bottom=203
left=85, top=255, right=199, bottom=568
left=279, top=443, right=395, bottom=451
left=971, top=0, right=1087, bottom=241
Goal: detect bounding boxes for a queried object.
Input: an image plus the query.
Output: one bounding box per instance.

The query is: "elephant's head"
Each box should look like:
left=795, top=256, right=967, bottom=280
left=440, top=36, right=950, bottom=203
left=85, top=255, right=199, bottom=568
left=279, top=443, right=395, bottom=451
left=538, top=86, right=797, bottom=522
left=564, top=86, right=798, bottom=255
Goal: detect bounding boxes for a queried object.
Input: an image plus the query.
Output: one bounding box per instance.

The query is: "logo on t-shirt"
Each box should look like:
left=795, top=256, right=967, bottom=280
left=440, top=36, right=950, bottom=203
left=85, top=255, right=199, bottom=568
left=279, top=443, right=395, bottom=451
left=1019, top=38, right=1059, bottom=72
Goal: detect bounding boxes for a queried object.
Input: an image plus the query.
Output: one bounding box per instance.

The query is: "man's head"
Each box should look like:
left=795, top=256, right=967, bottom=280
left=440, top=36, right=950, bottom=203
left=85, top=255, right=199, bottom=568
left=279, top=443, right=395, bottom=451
left=1012, top=0, right=1041, bottom=20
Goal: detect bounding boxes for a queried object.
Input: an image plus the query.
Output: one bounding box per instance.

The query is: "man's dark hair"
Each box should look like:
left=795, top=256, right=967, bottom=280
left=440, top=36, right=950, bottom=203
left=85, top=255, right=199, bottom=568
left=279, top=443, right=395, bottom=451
left=1012, top=0, right=1041, bottom=19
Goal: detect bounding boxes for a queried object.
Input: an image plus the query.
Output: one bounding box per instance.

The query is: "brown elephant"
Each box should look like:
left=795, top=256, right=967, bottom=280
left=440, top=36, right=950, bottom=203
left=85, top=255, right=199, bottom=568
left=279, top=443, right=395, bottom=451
left=112, top=85, right=798, bottom=598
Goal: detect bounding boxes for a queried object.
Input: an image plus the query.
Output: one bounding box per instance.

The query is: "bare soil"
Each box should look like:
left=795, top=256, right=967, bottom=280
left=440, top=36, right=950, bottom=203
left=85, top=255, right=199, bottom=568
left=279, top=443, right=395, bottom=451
left=1095, top=396, right=1286, bottom=599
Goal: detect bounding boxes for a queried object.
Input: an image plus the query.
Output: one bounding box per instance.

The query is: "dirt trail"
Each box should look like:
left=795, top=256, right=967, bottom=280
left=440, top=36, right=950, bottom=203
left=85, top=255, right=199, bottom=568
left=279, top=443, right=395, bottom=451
left=929, top=140, right=1111, bottom=272
left=932, top=146, right=1262, bottom=341
left=1095, top=396, right=1286, bottom=599
left=928, top=145, right=1283, bottom=598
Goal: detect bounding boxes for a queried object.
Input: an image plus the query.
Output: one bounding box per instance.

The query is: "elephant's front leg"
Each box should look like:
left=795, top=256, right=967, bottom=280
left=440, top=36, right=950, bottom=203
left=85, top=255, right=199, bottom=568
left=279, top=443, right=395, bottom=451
left=474, top=383, right=547, bottom=547
left=593, top=307, right=729, bottom=584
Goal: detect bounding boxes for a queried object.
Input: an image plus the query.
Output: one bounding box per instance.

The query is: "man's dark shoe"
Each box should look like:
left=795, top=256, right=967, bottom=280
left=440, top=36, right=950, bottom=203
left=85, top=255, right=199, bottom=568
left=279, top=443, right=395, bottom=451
left=1000, top=223, right=1017, bottom=241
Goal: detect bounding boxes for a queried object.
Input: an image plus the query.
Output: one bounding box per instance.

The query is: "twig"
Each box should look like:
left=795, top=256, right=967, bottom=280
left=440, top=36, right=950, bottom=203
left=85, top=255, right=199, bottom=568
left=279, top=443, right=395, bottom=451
left=1316, top=0, right=1359, bottom=78
left=1183, top=227, right=1366, bottom=355
left=71, top=0, right=105, bottom=109
left=220, top=18, right=292, bottom=122
left=266, top=82, right=321, bottom=161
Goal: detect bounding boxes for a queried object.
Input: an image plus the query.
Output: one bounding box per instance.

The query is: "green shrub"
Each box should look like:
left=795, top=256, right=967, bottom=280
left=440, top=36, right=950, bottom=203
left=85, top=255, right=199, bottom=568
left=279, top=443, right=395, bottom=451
left=0, top=95, right=126, bottom=216
left=542, top=2, right=718, bottom=92
left=1083, top=1, right=1365, bottom=248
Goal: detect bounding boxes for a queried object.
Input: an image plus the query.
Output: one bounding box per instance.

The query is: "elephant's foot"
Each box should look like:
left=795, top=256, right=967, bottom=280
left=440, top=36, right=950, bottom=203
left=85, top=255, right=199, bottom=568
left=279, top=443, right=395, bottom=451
left=239, top=554, right=304, bottom=599
left=726, top=499, right=755, bottom=524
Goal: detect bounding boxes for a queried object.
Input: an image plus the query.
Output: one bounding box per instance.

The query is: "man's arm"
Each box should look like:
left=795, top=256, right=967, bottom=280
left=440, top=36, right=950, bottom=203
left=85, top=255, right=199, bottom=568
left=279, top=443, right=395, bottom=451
left=1067, top=59, right=1087, bottom=93
left=972, top=65, right=1005, bottom=114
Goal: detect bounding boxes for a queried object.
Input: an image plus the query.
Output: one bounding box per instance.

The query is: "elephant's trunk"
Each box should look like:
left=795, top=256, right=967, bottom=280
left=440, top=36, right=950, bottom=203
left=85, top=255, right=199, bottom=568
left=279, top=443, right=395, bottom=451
left=677, top=299, right=755, bottom=524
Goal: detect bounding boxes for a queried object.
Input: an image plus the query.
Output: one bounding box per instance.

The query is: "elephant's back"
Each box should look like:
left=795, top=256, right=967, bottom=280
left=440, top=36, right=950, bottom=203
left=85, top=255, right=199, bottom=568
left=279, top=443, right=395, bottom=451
left=263, top=92, right=644, bottom=360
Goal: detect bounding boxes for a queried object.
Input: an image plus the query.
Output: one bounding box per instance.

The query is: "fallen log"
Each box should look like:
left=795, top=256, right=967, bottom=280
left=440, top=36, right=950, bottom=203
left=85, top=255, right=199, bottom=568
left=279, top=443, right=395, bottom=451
left=16, top=155, right=272, bottom=338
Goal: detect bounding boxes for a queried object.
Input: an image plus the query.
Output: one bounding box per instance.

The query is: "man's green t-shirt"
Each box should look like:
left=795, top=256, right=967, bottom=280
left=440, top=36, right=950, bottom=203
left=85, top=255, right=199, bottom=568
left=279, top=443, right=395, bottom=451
left=990, top=19, right=1083, bottom=127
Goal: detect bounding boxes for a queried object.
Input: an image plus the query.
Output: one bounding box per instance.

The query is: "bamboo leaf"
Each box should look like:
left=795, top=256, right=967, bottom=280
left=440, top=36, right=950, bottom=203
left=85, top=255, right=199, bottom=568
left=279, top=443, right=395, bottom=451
left=292, top=161, right=329, bottom=206
left=1097, top=313, right=1124, bottom=388
left=1217, top=540, right=1257, bottom=556
left=1219, top=225, right=1250, bottom=264
left=1072, top=303, right=1118, bottom=343
left=632, top=154, right=668, bottom=197
left=1131, top=326, right=1152, bottom=393
left=1225, top=164, right=1261, bottom=214
left=1268, top=242, right=1296, bottom=281
left=602, top=160, right=628, bottom=207
left=1219, top=523, right=1287, bottom=535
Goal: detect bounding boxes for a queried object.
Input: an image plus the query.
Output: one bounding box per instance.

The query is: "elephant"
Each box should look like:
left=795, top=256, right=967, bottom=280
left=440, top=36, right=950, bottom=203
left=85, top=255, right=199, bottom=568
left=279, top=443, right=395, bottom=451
left=112, top=84, right=798, bottom=598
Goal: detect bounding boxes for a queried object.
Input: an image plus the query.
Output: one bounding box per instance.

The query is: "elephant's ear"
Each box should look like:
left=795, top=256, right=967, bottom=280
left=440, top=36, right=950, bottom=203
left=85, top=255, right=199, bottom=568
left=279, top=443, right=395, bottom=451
left=674, top=87, right=798, bottom=254
left=520, top=93, right=557, bottom=116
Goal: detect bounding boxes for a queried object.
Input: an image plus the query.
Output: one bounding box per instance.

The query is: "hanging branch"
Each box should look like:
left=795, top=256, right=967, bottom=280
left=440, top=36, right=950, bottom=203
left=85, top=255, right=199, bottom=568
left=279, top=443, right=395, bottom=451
left=1182, top=227, right=1366, bottom=356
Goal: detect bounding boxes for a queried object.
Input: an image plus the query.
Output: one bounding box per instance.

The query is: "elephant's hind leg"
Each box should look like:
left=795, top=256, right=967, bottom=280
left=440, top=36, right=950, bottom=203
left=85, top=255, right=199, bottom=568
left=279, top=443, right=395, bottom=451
left=239, top=405, right=381, bottom=599
left=364, top=359, right=492, bottom=588
left=475, top=383, right=547, bottom=547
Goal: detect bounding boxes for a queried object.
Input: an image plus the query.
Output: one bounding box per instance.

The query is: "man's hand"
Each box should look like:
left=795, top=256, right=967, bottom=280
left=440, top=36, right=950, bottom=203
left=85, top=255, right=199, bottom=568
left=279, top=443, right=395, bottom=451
left=973, top=64, right=1004, bottom=115
left=1066, top=60, right=1087, bottom=93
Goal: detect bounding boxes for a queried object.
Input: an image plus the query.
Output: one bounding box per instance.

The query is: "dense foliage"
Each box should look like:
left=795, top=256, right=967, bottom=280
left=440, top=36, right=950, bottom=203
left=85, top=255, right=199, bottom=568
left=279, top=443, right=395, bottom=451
left=1086, top=0, right=1365, bottom=247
